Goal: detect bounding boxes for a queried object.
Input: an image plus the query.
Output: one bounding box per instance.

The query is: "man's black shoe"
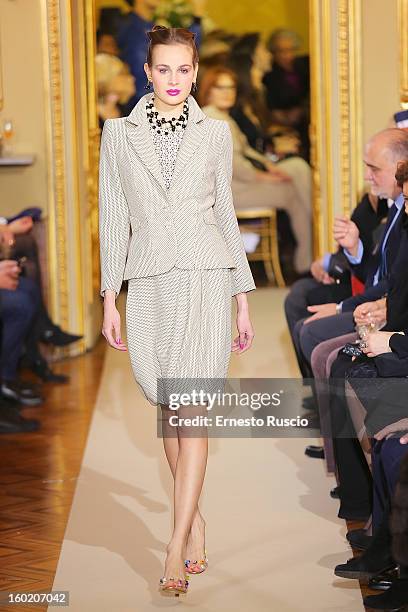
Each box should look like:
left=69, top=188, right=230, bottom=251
left=0, top=403, right=40, bottom=433
left=368, top=568, right=399, bottom=591
left=30, top=358, right=69, bottom=383
left=334, top=555, right=397, bottom=581
left=346, top=528, right=372, bottom=551
left=305, top=445, right=324, bottom=459
left=330, top=486, right=340, bottom=499
left=363, top=578, right=408, bottom=610
left=40, top=325, right=83, bottom=347
left=1, top=380, right=43, bottom=406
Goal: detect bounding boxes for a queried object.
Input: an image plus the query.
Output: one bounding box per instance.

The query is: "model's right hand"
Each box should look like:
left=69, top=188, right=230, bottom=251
left=102, top=294, right=127, bottom=351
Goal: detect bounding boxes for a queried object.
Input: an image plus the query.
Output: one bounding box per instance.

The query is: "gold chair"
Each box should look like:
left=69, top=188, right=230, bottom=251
left=236, top=207, right=285, bottom=288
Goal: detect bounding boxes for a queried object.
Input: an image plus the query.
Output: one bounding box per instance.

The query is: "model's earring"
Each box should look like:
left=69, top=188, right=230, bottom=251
left=191, top=82, right=197, bottom=93
left=145, top=79, right=152, bottom=90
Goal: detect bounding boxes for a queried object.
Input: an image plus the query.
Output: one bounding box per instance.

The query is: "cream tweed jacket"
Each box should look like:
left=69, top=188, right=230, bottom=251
left=98, top=91, right=256, bottom=298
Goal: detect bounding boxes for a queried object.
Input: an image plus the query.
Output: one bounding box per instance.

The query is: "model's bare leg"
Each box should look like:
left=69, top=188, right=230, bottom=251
left=160, top=403, right=208, bottom=583
left=160, top=405, right=206, bottom=561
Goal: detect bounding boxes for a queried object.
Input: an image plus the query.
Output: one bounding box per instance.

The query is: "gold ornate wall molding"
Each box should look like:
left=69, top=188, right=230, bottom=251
left=309, top=0, right=363, bottom=254
left=0, top=25, right=3, bottom=112
left=41, top=0, right=69, bottom=327
left=84, top=0, right=102, bottom=299
left=40, top=0, right=101, bottom=353
left=398, top=0, right=408, bottom=106
left=337, top=0, right=363, bottom=218
left=309, top=0, right=324, bottom=257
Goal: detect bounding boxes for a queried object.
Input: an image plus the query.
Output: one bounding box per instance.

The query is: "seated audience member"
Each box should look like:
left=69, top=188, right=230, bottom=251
left=262, top=28, right=310, bottom=159
left=0, top=261, right=40, bottom=433
left=380, top=450, right=408, bottom=610
left=226, top=33, right=276, bottom=155
left=116, top=0, right=203, bottom=109
left=226, top=32, right=301, bottom=160
left=285, top=193, right=388, bottom=377
left=95, top=53, right=136, bottom=129
left=96, top=29, right=120, bottom=56
left=0, top=211, right=82, bottom=386
left=336, top=428, right=408, bottom=611
left=198, top=66, right=313, bottom=274
left=196, top=30, right=238, bottom=93
left=293, top=128, right=408, bottom=376
left=197, top=29, right=236, bottom=72
left=325, top=159, right=408, bottom=521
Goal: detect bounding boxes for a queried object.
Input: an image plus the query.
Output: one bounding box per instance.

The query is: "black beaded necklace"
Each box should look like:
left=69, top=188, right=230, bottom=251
left=146, top=97, right=189, bottom=135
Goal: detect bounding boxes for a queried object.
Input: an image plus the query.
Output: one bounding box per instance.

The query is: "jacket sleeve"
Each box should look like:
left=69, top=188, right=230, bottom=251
left=341, top=278, right=388, bottom=312
left=214, top=121, right=256, bottom=296
left=389, top=333, right=408, bottom=358
left=98, top=119, right=131, bottom=298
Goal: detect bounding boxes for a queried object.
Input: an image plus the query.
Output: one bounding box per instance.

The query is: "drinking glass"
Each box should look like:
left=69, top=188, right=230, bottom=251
left=356, top=317, right=386, bottom=349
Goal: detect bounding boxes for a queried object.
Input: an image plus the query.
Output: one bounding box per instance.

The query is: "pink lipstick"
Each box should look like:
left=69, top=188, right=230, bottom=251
left=167, top=89, right=181, bottom=96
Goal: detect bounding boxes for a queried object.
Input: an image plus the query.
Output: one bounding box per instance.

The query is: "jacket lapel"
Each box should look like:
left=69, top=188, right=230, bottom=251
left=125, top=94, right=167, bottom=192
left=124, top=91, right=207, bottom=195
left=169, top=111, right=205, bottom=191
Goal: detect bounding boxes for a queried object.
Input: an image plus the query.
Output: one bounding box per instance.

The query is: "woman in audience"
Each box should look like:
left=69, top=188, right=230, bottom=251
left=263, top=29, right=310, bottom=158
left=95, top=53, right=136, bottom=129
left=227, top=32, right=302, bottom=159
left=198, top=66, right=312, bottom=274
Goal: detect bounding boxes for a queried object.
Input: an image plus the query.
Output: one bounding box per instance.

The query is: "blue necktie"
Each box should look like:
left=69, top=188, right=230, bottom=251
left=377, top=203, right=399, bottom=281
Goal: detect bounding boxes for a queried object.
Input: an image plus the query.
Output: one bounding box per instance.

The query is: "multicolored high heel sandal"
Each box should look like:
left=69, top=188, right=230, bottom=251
left=184, top=549, right=209, bottom=574
left=158, top=575, right=189, bottom=596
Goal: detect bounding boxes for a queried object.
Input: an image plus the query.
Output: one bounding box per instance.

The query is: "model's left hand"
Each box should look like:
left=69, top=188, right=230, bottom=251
left=304, top=303, right=337, bottom=324
left=361, top=331, right=394, bottom=357
left=232, top=310, right=254, bottom=354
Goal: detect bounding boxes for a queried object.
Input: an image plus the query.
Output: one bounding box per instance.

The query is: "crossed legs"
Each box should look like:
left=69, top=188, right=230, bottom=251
left=160, top=403, right=208, bottom=583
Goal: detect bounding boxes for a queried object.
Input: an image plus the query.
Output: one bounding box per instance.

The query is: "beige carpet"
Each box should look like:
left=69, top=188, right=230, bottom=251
left=52, top=288, right=363, bottom=611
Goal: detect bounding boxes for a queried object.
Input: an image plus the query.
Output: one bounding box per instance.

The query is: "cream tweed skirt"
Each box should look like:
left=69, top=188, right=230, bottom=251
left=125, top=267, right=232, bottom=406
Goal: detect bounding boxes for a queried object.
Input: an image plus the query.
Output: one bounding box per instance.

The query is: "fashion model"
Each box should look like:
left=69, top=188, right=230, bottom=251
left=98, top=25, right=256, bottom=597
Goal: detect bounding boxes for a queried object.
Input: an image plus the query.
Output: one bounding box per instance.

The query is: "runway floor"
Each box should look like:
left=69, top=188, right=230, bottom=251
left=51, top=288, right=364, bottom=611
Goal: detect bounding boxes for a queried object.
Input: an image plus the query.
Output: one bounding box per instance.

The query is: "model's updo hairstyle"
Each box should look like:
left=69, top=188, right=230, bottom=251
left=146, top=25, right=199, bottom=67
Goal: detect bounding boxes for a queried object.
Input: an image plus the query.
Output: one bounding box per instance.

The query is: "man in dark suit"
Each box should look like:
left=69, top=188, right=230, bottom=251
left=285, top=193, right=388, bottom=378
left=0, top=260, right=40, bottom=433
left=326, top=158, right=408, bottom=521
left=294, top=128, right=408, bottom=372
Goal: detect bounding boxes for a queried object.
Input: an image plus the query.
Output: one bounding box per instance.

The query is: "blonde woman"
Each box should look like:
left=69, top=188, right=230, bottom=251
left=95, top=52, right=136, bottom=127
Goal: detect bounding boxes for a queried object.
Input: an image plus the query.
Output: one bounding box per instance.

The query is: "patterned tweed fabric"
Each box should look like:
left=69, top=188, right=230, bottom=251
left=98, top=92, right=256, bottom=298
left=126, top=99, right=232, bottom=406
left=98, top=92, right=256, bottom=406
